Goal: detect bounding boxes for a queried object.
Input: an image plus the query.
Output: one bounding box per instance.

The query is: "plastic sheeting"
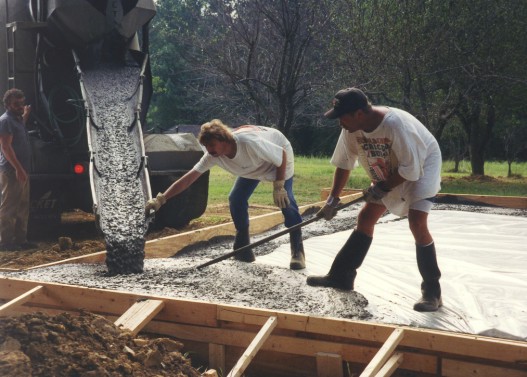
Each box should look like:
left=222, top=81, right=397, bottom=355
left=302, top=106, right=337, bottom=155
left=257, top=210, right=527, bottom=341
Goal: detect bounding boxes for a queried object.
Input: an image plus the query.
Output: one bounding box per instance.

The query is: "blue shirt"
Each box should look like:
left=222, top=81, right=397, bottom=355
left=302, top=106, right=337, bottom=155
left=0, top=111, right=31, bottom=172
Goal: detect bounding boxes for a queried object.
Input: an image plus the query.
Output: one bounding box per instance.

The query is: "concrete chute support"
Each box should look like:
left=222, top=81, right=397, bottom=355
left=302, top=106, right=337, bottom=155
left=0, top=0, right=209, bottom=274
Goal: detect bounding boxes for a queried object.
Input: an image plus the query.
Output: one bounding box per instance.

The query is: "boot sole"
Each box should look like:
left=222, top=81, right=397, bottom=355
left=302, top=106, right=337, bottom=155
left=234, top=257, right=256, bottom=263
left=306, top=276, right=353, bottom=290
left=234, top=250, right=256, bottom=263
left=413, top=298, right=443, bottom=312
left=289, top=262, right=306, bottom=270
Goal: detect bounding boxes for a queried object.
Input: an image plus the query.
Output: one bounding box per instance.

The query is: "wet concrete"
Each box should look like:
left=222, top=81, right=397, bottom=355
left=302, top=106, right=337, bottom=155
left=3, top=203, right=524, bottom=322
left=82, top=63, right=147, bottom=274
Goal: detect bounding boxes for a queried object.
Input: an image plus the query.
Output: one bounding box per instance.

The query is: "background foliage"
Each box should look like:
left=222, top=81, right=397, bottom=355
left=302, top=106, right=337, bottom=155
left=148, top=0, right=527, bottom=175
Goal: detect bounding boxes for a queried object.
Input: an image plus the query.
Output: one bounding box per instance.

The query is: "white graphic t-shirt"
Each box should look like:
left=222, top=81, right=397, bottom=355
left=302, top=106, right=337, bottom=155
left=331, top=108, right=441, bottom=216
left=194, top=126, right=294, bottom=181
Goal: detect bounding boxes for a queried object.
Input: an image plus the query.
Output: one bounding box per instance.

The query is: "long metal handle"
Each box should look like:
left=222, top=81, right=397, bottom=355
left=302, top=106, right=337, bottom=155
left=196, top=194, right=364, bottom=270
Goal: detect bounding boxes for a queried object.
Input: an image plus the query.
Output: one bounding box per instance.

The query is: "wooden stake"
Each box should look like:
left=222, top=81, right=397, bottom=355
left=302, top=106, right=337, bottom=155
left=209, top=343, right=226, bottom=373
left=316, top=352, right=344, bottom=377
left=375, top=352, right=403, bottom=377
left=0, top=285, right=44, bottom=315
left=114, top=299, right=165, bottom=336
left=360, top=328, right=405, bottom=377
left=227, top=316, right=278, bottom=377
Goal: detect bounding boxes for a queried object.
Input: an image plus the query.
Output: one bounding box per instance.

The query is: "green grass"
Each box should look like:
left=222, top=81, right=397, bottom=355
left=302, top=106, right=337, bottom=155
left=206, top=158, right=527, bottom=206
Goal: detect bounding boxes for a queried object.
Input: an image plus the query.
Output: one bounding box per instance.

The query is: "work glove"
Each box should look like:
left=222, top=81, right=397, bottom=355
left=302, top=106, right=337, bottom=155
left=145, top=192, right=167, bottom=213
left=317, top=195, right=340, bottom=220
left=273, top=180, right=290, bottom=209
left=363, top=182, right=390, bottom=203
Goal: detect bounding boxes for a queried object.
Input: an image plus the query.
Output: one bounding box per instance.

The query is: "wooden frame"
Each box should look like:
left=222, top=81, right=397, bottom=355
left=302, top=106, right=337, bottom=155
left=0, top=193, right=364, bottom=272
left=0, top=194, right=527, bottom=272
left=3, top=192, right=522, bottom=274
left=1, top=277, right=526, bottom=377
left=320, top=189, right=527, bottom=209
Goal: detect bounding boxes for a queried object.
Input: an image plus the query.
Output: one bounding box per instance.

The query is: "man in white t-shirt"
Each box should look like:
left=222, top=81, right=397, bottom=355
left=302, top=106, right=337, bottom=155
left=307, top=88, right=443, bottom=312
left=146, top=119, right=306, bottom=269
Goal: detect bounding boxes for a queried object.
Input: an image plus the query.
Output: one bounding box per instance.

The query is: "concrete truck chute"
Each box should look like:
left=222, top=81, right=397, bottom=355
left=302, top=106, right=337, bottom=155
left=0, top=0, right=208, bottom=274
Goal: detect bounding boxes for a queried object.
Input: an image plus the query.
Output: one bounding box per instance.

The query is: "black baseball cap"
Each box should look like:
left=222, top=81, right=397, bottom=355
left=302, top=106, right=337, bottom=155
left=324, top=87, right=370, bottom=119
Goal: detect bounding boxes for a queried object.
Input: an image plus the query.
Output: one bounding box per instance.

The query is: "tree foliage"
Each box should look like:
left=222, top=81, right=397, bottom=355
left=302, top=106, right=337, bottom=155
left=149, top=0, right=527, bottom=174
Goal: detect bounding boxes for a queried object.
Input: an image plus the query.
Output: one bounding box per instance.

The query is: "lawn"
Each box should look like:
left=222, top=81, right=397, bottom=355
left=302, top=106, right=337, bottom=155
left=206, top=157, right=527, bottom=207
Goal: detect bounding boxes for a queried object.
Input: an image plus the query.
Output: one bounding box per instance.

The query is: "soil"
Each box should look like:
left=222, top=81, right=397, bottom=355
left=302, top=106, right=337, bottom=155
left=0, top=311, right=203, bottom=377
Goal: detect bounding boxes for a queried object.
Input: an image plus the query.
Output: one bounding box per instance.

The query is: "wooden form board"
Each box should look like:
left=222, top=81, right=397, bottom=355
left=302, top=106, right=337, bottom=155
left=10, top=191, right=522, bottom=272
left=10, top=193, right=362, bottom=271
left=321, top=188, right=527, bottom=209
left=1, top=277, right=526, bottom=377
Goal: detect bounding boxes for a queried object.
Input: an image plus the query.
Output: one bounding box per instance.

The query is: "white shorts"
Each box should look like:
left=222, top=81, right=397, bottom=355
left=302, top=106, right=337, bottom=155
left=409, top=197, right=435, bottom=213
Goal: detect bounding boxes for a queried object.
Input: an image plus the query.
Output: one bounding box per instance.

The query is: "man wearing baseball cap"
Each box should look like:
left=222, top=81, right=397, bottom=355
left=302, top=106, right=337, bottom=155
left=308, top=87, right=443, bottom=312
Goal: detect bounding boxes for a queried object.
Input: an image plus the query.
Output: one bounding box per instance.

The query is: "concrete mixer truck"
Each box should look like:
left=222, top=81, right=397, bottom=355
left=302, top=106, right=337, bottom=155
left=0, top=0, right=209, bottom=273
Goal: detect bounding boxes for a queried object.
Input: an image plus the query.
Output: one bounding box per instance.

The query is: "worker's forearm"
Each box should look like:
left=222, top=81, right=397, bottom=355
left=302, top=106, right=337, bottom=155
left=163, top=169, right=201, bottom=200
left=330, top=167, right=350, bottom=199
left=380, top=171, right=406, bottom=191
left=275, top=150, right=287, bottom=181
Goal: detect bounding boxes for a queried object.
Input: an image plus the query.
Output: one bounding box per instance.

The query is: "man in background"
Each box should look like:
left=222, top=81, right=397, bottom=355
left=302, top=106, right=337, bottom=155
left=0, top=88, right=37, bottom=251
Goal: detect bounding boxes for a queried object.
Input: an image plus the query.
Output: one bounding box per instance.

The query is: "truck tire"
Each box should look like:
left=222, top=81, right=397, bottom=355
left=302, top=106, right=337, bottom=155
left=149, top=171, right=209, bottom=229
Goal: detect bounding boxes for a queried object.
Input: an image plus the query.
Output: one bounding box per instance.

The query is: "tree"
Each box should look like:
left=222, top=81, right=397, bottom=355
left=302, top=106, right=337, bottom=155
left=444, top=1, right=527, bottom=175
left=441, top=121, right=468, bottom=173
left=181, top=0, right=333, bottom=137
left=148, top=0, right=527, bottom=165
left=148, top=0, right=207, bottom=129
left=329, top=0, right=527, bottom=173
left=327, top=1, right=463, bottom=138
left=499, top=117, right=527, bottom=177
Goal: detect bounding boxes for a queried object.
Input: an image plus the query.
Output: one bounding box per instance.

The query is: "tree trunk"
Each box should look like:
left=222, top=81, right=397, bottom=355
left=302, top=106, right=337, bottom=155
left=457, top=94, right=494, bottom=177
left=469, top=144, right=485, bottom=175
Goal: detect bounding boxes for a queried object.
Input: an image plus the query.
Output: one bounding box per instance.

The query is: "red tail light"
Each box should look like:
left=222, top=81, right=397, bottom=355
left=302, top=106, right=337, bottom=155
left=73, top=163, right=86, bottom=175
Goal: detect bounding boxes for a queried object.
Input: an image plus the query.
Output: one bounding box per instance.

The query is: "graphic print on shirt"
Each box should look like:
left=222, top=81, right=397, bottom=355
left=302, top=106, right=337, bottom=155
left=356, top=135, right=396, bottom=182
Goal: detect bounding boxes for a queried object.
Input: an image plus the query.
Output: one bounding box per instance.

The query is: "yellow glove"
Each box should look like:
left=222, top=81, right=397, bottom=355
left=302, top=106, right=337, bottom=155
left=145, top=192, right=167, bottom=213
left=317, top=195, right=340, bottom=220
left=273, top=180, right=290, bottom=209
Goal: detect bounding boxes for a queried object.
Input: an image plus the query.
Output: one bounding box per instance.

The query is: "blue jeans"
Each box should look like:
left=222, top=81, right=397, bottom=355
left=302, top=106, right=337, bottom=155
left=229, top=176, right=302, bottom=231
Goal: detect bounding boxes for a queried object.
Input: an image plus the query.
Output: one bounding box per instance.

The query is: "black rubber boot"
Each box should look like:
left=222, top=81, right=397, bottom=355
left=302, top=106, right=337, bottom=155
left=233, top=228, right=255, bottom=262
left=307, top=230, right=372, bottom=290
left=413, top=243, right=442, bottom=312
left=289, top=229, right=306, bottom=270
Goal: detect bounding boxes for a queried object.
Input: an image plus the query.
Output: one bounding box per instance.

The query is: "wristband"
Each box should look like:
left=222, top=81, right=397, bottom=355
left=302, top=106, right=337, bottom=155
left=326, top=195, right=340, bottom=207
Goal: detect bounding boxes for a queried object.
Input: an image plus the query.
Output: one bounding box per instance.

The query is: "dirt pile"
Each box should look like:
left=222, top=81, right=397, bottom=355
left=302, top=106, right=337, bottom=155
left=0, top=311, right=203, bottom=377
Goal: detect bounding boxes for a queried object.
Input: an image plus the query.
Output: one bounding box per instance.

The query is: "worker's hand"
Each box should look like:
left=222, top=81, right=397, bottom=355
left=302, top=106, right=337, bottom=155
left=317, top=196, right=340, bottom=220
left=22, top=105, right=31, bottom=124
left=363, top=182, right=389, bottom=203
left=15, top=168, right=28, bottom=184
left=273, top=180, right=290, bottom=209
left=145, top=192, right=167, bottom=213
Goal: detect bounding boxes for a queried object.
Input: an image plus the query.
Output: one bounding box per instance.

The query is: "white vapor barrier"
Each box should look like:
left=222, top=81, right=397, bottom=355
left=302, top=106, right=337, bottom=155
left=257, top=210, right=527, bottom=341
